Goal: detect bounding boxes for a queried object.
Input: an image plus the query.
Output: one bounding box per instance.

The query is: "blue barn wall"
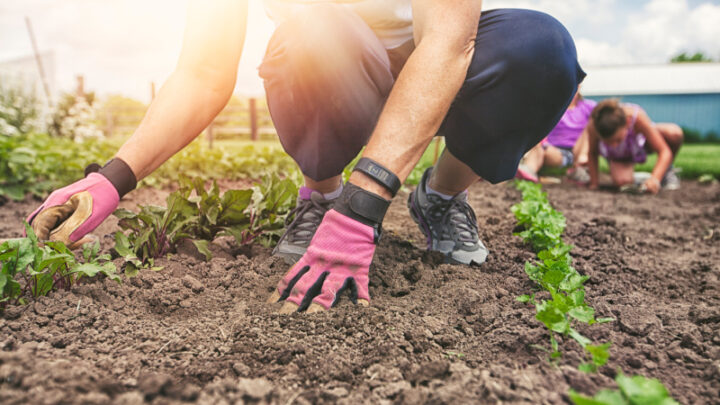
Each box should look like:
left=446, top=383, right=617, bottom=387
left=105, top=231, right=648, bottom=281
left=586, top=93, right=720, bottom=138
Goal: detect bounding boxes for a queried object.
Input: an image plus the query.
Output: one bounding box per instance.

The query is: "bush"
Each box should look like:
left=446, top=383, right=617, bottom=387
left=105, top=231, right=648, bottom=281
left=0, top=80, right=41, bottom=136
left=48, top=93, right=104, bottom=141
left=682, top=127, right=720, bottom=144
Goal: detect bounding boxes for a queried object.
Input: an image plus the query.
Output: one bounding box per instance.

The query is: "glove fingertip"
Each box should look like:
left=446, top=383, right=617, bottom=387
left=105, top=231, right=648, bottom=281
left=278, top=265, right=311, bottom=302
left=296, top=271, right=329, bottom=312
left=331, top=277, right=359, bottom=307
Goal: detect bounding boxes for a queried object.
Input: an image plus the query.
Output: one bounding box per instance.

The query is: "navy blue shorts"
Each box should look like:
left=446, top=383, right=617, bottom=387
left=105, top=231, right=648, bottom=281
left=261, top=7, right=585, bottom=183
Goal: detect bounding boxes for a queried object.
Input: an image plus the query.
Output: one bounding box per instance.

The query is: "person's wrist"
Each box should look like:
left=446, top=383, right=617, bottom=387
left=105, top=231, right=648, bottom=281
left=348, top=172, right=393, bottom=200
left=352, top=158, right=401, bottom=197
left=332, top=182, right=390, bottom=243
left=86, top=158, right=137, bottom=198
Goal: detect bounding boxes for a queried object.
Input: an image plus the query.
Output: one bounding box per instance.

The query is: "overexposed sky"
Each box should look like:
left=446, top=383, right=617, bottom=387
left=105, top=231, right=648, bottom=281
left=1, top=0, right=719, bottom=101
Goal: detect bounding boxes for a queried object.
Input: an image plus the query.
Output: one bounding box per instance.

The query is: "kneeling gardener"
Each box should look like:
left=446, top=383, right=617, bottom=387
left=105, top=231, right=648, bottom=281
left=27, top=0, right=585, bottom=313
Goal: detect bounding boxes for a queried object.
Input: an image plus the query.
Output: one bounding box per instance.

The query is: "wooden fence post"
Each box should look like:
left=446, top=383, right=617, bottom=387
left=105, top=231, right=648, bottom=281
left=207, top=121, right=214, bottom=149
left=76, top=75, right=85, bottom=98
left=249, top=98, right=258, bottom=141
left=25, top=16, right=53, bottom=106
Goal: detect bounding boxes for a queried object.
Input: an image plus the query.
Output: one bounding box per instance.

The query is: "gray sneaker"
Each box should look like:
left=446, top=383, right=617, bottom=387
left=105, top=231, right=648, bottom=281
left=662, top=167, right=681, bottom=190
left=407, top=168, right=488, bottom=265
left=567, top=166, right=590, bottom=184
left=272, top=191, right=333, bottom=264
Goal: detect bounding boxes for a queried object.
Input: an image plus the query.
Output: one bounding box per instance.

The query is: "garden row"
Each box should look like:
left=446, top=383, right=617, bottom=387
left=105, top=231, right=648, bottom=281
left=512, top=180, right=679, bottom=405
left=1, top=173, right=298, bottom=307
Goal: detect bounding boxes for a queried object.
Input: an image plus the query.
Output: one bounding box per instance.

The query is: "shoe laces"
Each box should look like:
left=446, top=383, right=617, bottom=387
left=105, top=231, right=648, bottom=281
left=280, top=192, right=333, bottom=245
left=426, top=193, right=479, bottom=246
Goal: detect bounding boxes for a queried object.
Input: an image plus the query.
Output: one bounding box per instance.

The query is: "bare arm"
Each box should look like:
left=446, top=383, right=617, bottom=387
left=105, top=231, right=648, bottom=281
left=116, top=0, right=248, bottom=180
left=349, top=0, right=482, bottom=198
left=587, top=121, right=600, bottom=189
left=635, top=112, right=672, bottom=184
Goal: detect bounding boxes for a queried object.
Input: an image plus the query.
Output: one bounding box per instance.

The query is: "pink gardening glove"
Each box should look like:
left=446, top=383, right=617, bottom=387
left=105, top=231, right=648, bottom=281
left=271, top=210, right=375, bottom=313
left=26, top=159, right=136, bottom=249
left=269, top=183, right=390, bottom=313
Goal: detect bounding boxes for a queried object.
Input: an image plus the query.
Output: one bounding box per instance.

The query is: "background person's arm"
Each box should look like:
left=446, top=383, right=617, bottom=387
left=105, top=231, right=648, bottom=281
left=348, top=0, right=483, bottom=198
left=635, top=112, right=671, bottom=193
left=116, top=0, right=248, bottom=180
left=587, top=122, right=601, bottom=190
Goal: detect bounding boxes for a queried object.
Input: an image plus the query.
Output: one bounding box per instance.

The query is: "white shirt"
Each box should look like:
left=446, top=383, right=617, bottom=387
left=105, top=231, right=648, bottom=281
left=263, top=0, right=413, bottom=49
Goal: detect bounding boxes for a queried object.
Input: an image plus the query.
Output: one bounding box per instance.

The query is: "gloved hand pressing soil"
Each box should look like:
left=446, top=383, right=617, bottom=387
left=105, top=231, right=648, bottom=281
left=26, top=158, right=136, bottom=249
left=268, top=183, right=389, bottom=313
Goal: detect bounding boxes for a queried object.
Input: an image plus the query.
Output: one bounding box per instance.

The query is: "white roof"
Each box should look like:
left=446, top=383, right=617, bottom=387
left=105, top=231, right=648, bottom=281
left=581, top=63, right=720, bottom=96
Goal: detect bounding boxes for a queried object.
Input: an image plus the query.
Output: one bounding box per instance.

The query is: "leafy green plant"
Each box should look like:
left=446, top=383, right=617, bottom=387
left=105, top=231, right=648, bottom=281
left=113, top=174, right=298, bottom=271
left=698, top=174, right=717, bottom=184
left=1, top=224, right=119, bottom=309
left=511, top=181, right=566, bottom=251
left=512, top=181, right=612, bottom=370
left=570, top=371, right=679, bottom=405
left=0, top=132, right=117, bottom=200
left=140, top=140, right=301, bottom=189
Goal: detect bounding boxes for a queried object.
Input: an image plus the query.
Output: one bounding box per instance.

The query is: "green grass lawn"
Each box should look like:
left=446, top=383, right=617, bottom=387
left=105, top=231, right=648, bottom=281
left=541, top=144, right=720, bottom=180
left=633, top=144, right=720, bottom=179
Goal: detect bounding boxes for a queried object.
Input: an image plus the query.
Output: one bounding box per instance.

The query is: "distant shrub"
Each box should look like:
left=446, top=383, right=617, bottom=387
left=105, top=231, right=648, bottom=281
left=0, top=80, right=41, bottom=136
left=681, top=127, right=720, bottom=144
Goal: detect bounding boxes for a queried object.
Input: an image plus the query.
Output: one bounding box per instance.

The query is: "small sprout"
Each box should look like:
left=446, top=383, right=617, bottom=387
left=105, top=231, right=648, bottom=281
left=445, top=351, right=465, bottom=359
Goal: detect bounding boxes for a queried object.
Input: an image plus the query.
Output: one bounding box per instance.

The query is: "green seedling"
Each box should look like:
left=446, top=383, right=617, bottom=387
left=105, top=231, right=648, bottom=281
left=1, top=224, right=119, bottom=309
left=445, top=351, right=465, bottom=359
left=569, top=371, right=679, bottom=405
left=697, top=173, right=717, bottom=184
left=113, top=173, right=298, bottom=270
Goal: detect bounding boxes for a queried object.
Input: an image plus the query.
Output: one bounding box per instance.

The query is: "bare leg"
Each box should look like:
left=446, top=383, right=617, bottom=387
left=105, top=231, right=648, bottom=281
left=522, top=143, right=545, bottom=174
left=542, top=145, right=565, bottom=168
left=427, top=148, right=480, bottom=196
left=655, top=123, right=683, bottom=157
left=609, top=161, right=635, bottom=187
left=572, top=129, right=590, bottom=167
left=304, top=175, right=342, bottom=194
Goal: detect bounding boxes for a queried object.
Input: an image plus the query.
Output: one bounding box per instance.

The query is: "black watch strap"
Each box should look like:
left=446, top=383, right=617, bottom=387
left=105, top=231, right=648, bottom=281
left=85, top=158, right=137, bottom=198
left=353, top=158, right=401, bottom=197
left=333, top=183, right=390, bottom=243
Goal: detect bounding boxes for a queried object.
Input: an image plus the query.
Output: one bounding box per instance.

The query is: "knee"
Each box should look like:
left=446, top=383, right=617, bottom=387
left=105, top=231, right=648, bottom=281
left=668, top=124, right=684, bottom=144
left=267, top=4, right=366, bottom=66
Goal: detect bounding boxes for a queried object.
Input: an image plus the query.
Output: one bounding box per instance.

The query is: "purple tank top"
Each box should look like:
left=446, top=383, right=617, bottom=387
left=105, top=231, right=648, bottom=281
left=546, top=98, right=596, bottom=149
left=598, top=104, right=648, bottom=163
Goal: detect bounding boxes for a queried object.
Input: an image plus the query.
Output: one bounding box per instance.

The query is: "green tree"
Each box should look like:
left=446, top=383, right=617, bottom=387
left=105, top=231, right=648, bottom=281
left=670, top=52, right=714, bottom=63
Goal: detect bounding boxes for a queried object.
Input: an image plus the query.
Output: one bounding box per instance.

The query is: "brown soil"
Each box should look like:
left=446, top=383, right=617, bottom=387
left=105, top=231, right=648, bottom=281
left=1, top=180, right=718, bottom=404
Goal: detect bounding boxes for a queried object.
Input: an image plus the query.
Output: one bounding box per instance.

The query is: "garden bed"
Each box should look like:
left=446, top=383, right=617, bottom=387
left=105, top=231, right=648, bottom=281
left=1, top=180, right=718, bottom=404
